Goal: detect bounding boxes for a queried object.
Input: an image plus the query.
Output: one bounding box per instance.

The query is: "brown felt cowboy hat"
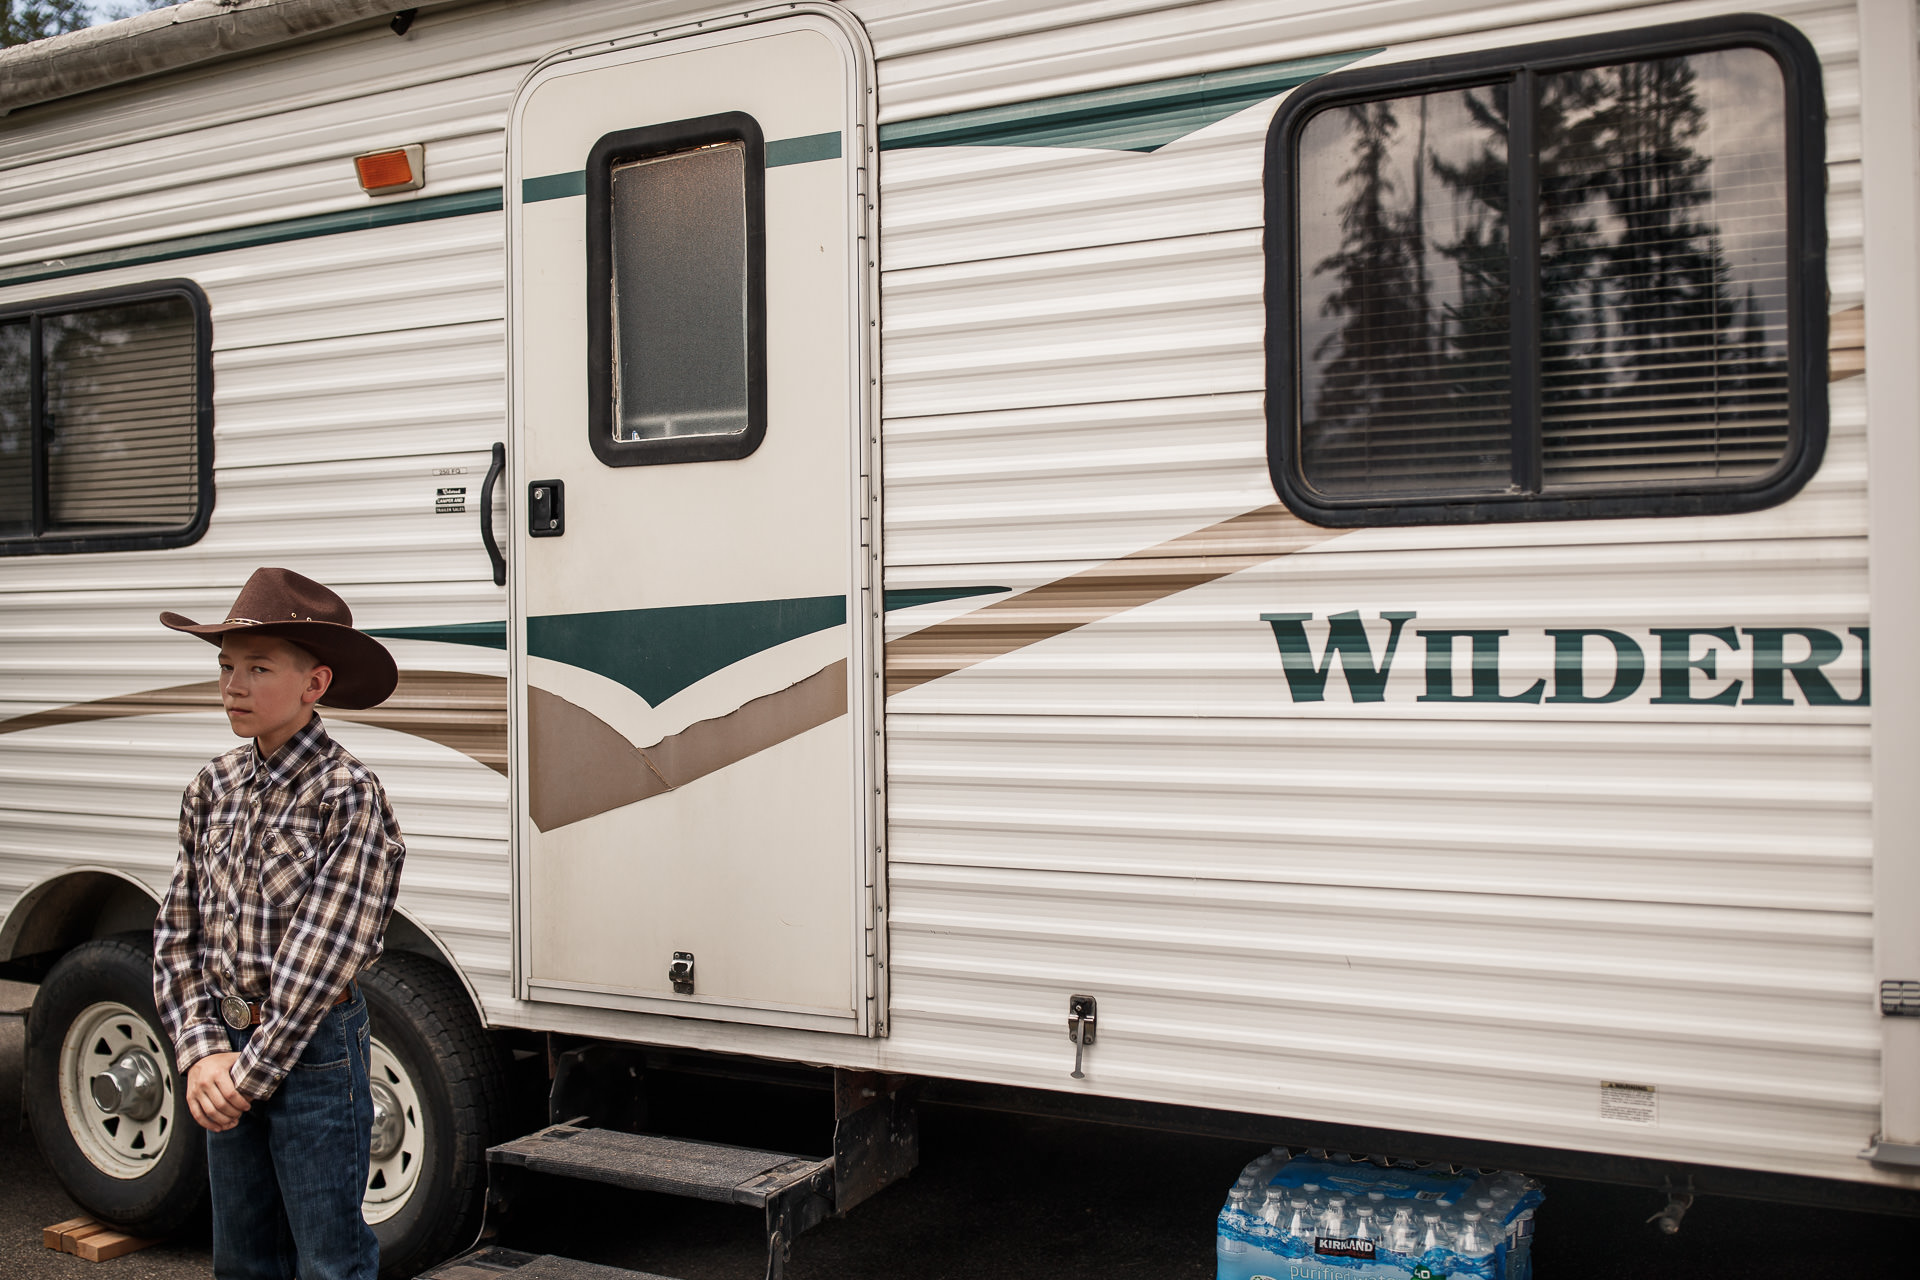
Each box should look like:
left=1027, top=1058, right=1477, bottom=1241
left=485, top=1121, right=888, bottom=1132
left=160, top=567, right=398, bottom=710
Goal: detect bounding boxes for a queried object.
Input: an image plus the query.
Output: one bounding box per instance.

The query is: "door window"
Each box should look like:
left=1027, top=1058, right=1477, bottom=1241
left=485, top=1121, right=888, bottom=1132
left=587, top=113, right=767, bottom=467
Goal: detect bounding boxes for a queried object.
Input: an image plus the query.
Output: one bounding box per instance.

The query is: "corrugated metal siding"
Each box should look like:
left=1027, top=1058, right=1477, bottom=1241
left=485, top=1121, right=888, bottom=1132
left=0, top=1, right=534, bottom=1009
left=0, top=0, right=1906, bottom=1193
left=874, top=0, right=1907, bottom=1188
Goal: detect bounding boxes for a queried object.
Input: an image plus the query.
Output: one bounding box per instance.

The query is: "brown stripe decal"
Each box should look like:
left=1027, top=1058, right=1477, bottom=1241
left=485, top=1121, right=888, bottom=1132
left=1830, top=305, right=1863, bottom=382
left=0, top=670, right=509, bottom=777
left=3, top=506, right=1338, bottom=832
left=0, top=680, right=223, bottom=734
left=530, top=661, right=848, bottom=832
left=885, top=503, right=1343, bottom=696
left=342, top=670, right=508, bottom=776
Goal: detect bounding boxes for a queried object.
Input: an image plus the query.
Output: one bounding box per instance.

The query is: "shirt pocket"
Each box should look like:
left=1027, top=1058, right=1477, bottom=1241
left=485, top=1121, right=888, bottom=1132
left=258, top=826, right=321, bottom=908
left=200, top=825, right=234, bottom=909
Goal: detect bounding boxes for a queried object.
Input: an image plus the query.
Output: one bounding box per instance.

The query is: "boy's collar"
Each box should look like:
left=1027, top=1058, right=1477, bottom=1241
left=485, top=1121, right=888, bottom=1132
left=252, top=714, right=329, bottom=786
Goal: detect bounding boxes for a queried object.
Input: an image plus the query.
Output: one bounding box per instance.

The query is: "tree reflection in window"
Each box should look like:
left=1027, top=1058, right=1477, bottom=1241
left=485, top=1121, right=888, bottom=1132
left=1296, top=45, right=1792, bottom=505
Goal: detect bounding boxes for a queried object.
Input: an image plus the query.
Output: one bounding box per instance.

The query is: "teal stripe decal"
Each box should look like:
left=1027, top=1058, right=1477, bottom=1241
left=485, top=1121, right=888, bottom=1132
left=379, top=586, right=1004, bottom=700
left=522, top=131, right=843, bottom=206
left=530, top=596, right=846, bottom=707
left=884, top=586, right=1007, bottom=610
left=877, top=49, right=1378, bottom=154
left=367, top=621, right=508, bottom=650
left=766, top=131, right=841, bottom=168
left=521, top=171, right=586, bottom=203
left=0, top=188, right=503, bottom=290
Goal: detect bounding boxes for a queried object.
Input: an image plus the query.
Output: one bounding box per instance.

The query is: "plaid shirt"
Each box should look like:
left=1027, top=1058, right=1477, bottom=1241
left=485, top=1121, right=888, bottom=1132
left=153, top=715, right=404, bottom=1100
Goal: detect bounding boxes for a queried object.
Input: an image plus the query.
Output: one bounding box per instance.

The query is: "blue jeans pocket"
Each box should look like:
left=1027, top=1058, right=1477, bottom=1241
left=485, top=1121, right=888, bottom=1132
left=294, top=1008, right=350, bottom=1071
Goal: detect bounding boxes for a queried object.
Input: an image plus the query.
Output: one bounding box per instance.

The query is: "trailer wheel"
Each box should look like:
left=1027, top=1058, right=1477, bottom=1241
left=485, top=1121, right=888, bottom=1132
left=24, top=938, right=208, bottom=1235
left=358, top=950, right=505, bottom=1279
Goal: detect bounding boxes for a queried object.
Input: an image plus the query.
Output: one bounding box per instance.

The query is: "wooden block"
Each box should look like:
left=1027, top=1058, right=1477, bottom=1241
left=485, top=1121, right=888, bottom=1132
left=42, top=1216, right=162, bottom=1262
left=42, top=1217, right=94, bottom=1250
left=71, top=1228, right=161, bottom=1263
left=59, top=1220, right=112, bottom=1252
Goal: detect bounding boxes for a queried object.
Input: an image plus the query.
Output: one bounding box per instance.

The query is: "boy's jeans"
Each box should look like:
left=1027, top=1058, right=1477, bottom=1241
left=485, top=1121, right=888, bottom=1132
left=208, top=987, right=379, bottom=1280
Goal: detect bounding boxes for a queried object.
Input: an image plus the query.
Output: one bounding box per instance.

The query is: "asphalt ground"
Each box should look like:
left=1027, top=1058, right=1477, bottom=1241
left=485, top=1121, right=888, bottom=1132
left=2, top=977, right=1907, bottom=1279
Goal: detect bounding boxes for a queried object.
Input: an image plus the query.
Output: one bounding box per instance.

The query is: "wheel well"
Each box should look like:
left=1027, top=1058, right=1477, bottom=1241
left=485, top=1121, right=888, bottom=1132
left=380, top=908, right=488, bottom=1020
left=0, top=869, right=159, bottom=979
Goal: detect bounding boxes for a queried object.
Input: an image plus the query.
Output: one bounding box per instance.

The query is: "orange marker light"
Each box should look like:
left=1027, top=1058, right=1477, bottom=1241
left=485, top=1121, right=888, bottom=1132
left=354, top=144, right=425, bottom=195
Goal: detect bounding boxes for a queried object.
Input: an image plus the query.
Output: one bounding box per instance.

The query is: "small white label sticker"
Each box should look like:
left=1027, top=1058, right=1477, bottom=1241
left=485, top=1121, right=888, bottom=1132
left=435, top=486, right=467, bottom=515
left=1601, top=1080, right=1657, bottom=1125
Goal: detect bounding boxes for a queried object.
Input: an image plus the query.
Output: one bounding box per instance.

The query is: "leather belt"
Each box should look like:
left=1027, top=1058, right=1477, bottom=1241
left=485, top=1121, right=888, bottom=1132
left=219, top=986, right=351, bottom=1030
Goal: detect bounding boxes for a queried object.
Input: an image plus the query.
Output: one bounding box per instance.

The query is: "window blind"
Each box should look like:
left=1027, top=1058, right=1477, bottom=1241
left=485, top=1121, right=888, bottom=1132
left=42, top=297, right=200, bottom=531
left=1290, top=42, right=1796, bottom=508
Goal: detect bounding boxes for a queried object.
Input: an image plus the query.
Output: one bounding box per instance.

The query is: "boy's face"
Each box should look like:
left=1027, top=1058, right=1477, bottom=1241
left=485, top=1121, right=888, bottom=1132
left=217, top=634, right=331, bottom=756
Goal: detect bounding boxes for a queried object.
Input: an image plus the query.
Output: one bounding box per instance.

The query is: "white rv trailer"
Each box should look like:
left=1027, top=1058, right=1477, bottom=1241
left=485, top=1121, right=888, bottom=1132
left=1, top=0, right=1917, bottom=1273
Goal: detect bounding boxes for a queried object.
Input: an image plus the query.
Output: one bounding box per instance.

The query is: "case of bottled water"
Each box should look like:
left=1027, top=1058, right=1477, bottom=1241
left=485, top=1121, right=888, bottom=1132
left=1215, top=1150, right=1542, bottom=1280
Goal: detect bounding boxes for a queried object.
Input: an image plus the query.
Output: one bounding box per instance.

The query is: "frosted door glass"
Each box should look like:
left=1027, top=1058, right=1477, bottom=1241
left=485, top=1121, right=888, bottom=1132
left=610, top=142, right=750, bottom=442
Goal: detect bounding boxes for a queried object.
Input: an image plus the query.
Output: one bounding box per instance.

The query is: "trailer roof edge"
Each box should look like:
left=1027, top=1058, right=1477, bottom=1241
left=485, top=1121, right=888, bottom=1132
left=0, top=0, right=473, bottom=117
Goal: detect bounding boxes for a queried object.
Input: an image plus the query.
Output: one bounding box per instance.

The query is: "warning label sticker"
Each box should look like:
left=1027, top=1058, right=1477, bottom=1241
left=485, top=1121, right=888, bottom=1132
left=1601, top=1081, right=1657, bottom=1125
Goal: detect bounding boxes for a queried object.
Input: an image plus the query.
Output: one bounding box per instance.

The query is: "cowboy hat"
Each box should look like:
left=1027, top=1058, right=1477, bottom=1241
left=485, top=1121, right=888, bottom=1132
left=160, top=567, right=398, bottom=709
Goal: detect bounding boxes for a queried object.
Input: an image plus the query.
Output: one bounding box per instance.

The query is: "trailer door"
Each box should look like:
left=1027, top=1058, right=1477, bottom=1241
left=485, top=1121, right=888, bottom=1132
left=507, top=12, right=878, bottom=1034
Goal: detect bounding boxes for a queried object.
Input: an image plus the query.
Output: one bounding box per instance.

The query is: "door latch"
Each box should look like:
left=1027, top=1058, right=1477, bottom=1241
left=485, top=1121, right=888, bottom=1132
left=669, top=951, right=695, bottom=995
left=1067, top=994, right=1096, bottom=1079
left=529, top=479, right=565, bottom=537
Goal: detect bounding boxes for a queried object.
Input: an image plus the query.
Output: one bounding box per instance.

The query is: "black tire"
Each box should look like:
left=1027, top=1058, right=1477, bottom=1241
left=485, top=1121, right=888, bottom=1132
left=25, top=938, right=208, bottom=1235
left=358, top=950, right=506, bottom=1279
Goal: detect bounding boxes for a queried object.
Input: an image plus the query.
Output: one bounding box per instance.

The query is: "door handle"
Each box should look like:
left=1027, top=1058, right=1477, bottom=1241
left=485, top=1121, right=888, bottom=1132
left=481, top=441, right=506, bottom=586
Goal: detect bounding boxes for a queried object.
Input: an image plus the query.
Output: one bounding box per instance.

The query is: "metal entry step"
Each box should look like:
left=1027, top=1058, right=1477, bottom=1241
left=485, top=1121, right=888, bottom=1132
left=485, top=1124, right=837, bottom=1280
left=422, top=1246, right=680, bottom=1280
left=488, top=1123, right=833, bottom=1207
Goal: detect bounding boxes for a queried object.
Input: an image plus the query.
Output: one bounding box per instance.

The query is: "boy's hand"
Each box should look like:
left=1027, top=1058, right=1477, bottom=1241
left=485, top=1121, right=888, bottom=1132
left=185, top=1053, right=252, bottom=1131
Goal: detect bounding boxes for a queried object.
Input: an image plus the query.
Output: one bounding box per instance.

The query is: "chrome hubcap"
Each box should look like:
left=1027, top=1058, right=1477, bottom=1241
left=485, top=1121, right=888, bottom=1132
left=89, top=1047, right=165, bottom=1122
left=368, top=1079, right=405, bottom=1161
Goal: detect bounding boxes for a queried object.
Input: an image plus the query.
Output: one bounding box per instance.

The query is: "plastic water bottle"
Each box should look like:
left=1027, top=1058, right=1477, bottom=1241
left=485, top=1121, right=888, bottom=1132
left=1219, top=1193, right=1247, bottom=1258
left=1458, top=1210, right=1487, bottom=1255
left=1321, top=1195, right=1347, bottom=1237
left=1421, top=1211, right=1448, bottom=1253
left=1286, top=1195, right=1314, bottom=1242
left=1389, top=1206, right=1418, bottom=1253
left=1258, top=1185, right=1286, bottom=1226
left=1352, top=1205, right=1377, bottom=1242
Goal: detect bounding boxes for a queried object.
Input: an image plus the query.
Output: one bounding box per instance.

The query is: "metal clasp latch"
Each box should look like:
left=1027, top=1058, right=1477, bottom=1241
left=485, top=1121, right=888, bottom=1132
left=1067, top=994, right=1096, bottom=1079
left=668, top=952, right=695, bottom=995
left=528, top=479, right=565, bottom=537
left=1882, top=980, right=1920, bottom=1017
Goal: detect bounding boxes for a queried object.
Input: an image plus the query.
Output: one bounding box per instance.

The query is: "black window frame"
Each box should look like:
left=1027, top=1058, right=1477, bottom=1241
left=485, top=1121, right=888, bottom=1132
left=585, top=111, right=768, bottom=468
left=1264, top=14, right=1827, bottom=527
left=0, top=278, right=214, bottom=555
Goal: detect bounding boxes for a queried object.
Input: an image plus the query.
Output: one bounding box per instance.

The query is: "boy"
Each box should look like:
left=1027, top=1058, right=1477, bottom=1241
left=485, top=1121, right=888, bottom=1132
left=152, top=567, right=405, bottom=1280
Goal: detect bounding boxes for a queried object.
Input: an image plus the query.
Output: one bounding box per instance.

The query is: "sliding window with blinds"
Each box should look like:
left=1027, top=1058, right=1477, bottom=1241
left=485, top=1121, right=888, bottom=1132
left=0, top=283, right=210, bottom=553
left=1265, top=17, right=1825, bottom=525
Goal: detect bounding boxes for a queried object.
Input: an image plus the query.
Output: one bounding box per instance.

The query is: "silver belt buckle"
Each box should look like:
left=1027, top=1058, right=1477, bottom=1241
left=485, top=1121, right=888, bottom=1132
left=220, top=994, right=253, bottom=1030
